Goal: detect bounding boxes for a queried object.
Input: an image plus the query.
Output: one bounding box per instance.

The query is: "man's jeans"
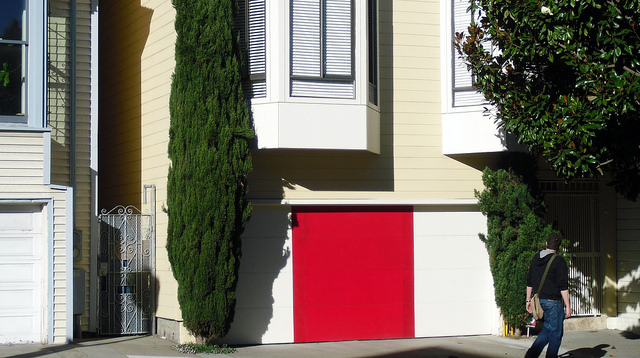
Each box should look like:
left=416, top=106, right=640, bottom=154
left=525, top=299, right=564, bottom=358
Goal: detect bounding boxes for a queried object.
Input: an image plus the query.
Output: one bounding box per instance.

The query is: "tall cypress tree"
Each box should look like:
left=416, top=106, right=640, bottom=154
left=167, top=0, right=253, bottom=341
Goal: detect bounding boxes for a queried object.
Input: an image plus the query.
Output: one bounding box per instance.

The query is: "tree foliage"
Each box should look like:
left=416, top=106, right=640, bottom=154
left=456, top=0, right=640, bottom=199
left=475, top=167, right=557, bottom=327
left=167, top=0, right=253, bottom=340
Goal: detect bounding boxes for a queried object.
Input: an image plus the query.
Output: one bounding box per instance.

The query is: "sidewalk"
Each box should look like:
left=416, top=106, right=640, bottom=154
left=1, top=329, right=638, bottom=358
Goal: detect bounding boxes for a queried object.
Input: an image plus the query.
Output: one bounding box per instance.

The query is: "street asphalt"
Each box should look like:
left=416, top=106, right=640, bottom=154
left=0, top=329, right=638, bottom=358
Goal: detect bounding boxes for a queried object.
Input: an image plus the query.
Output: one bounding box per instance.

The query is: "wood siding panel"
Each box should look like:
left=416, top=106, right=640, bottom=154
left=0, top=133, right=45, bottom=184
left=616, top=197, right=640, bottom=316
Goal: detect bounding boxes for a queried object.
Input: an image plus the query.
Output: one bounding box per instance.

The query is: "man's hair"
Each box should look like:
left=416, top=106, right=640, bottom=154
left=547, top=232, right=562, bottom=251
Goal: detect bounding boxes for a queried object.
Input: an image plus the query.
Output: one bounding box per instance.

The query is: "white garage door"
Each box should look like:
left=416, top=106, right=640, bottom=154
left=0, top=205, right=44, bottom=343
left=414, top=209, right=498, bottom=337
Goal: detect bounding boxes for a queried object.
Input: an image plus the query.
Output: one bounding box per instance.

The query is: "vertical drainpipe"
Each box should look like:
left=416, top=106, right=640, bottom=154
left=89, top=0, right=99, bottom=333
left=70, top=0, right=77, bottom=216
left=70, top=0, right=78, bottom=338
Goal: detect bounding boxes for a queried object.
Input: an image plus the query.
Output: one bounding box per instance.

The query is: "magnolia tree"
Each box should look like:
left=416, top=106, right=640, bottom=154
left=456, top=0, right=640, bottom=199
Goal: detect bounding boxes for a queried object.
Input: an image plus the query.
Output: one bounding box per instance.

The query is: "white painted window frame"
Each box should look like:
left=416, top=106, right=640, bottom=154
left=0, top=0, right=46, bottom=128
left=440, top=0, right=487, bottom=114
left=250, top=0, right=373, bottom=107
left=290, top=0, right=355, bottom=99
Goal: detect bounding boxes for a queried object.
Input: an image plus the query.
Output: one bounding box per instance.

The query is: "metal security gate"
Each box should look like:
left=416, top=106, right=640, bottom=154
left=98, top=205, right=154, bottom=335
left=541, top=181, right=602, bottom=316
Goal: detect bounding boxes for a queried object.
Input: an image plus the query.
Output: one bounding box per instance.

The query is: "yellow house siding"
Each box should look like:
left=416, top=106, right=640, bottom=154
left=138, top=0, right=178, bottom=321
left=48, top=0, right=72, bottom=187
left=0, top=133, right=45, bottom=185
left=45, top=0, right=95, bottom=332
left=99, top=0, right=155, bottom=209
left=616, top=198, right=640, bottom=317
left=73, top=0, right=95, bottom=332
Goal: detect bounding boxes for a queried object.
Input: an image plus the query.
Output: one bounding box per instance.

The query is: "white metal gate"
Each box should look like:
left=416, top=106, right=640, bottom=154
left=98, top=205, right=154, bottom=335
left=541, top=181, right=602, bottom=316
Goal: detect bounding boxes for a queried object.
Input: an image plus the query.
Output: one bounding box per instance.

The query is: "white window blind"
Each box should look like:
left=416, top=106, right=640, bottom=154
left=452, top=0, right=486, bottom=107
left=291, top=0, right=354, bottom=99
left=324, top=0, right=352, bottom=77
left=237, top=0, right=266, bottom=98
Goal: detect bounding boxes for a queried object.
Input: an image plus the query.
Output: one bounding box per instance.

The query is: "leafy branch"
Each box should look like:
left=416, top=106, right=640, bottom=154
left=455, top=0, right=640, bottom=199
left=0, top=62, right=9, bottom=87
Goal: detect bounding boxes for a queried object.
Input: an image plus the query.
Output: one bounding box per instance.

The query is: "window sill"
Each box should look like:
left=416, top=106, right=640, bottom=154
left=252, top=101, right=380, bottom=153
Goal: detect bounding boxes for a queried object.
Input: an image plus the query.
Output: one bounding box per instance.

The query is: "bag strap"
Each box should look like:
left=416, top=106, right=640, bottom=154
left=536, top=253, right=557, bottom=295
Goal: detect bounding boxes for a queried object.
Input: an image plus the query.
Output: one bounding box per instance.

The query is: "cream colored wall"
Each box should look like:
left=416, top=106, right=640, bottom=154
left=612, top=197, right=640, bottom=334
left=0, top=133, right=45, bottom=184
left=249, top=0, right=483, bottom=202
left=0, top=131, right=72, bottom=343
left=48, top=0, right=71, bottom=186
left=138, top=0, right=179, bottom=323
left=99, top=0, right=153, bottom=210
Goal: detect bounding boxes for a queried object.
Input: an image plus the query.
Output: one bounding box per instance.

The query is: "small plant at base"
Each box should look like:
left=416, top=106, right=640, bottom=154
left=174, top=343, right=236, bottom=354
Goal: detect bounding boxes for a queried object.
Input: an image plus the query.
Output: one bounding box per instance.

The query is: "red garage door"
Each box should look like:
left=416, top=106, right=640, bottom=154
left=292, top=206, right=414, bottom=342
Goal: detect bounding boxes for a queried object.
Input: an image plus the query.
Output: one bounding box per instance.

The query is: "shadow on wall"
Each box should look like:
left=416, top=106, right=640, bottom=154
left=615, top=264, right=640, bottom=335
left=47, top=0, right=72, bottom=185
left=217, top=203, right=291, bottom=344
left=98, top=0, right=153, bottom=210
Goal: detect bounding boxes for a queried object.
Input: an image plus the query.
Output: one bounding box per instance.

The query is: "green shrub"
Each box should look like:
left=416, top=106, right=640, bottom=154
left=475, top=167, right=557, bottom=327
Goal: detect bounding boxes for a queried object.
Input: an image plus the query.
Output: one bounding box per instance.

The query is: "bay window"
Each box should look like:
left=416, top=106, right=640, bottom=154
left=238, top=0, right=379, bottom=152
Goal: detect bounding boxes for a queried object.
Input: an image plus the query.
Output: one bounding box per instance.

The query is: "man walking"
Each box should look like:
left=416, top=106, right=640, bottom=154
left=525, top=232, right=571, bottom=358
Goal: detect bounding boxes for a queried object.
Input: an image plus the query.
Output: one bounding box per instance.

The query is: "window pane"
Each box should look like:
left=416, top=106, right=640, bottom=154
left=291, top=0, right=321, bottom=77
left=0, top=0, right=26, bottom=41
left=367, top=0, right=377, bottom=105
left=290, top=0, right=354, bottom=98
left=0, top=43, right=25, bottom=116
left=324, top=0, right=352, bottom=77
left=452, top=0, right=485, bottom=107
left=248, top=0, right=266, bottom=77
left=235, top=0, right=266, bottom=98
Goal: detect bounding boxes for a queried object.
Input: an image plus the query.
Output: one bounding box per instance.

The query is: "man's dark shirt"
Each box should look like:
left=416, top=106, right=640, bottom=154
left=527, top=251, right=569, bottom=300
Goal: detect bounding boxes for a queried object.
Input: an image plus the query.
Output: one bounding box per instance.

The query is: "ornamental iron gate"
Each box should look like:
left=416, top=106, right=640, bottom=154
left=98, top=205, right=154, bottom=335
left=541, top=181, right=603, bottom=316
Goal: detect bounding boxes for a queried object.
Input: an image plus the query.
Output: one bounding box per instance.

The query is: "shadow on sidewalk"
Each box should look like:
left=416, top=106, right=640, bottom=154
left=364, top=347, right=514, bottom=358
left=559, top=344, right=608, bottom=358
left=3, top=335, right=150, bottom=358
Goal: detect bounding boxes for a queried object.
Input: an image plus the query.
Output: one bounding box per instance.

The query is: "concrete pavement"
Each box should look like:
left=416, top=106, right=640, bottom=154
left=0, top=329, right=638, bottom=358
